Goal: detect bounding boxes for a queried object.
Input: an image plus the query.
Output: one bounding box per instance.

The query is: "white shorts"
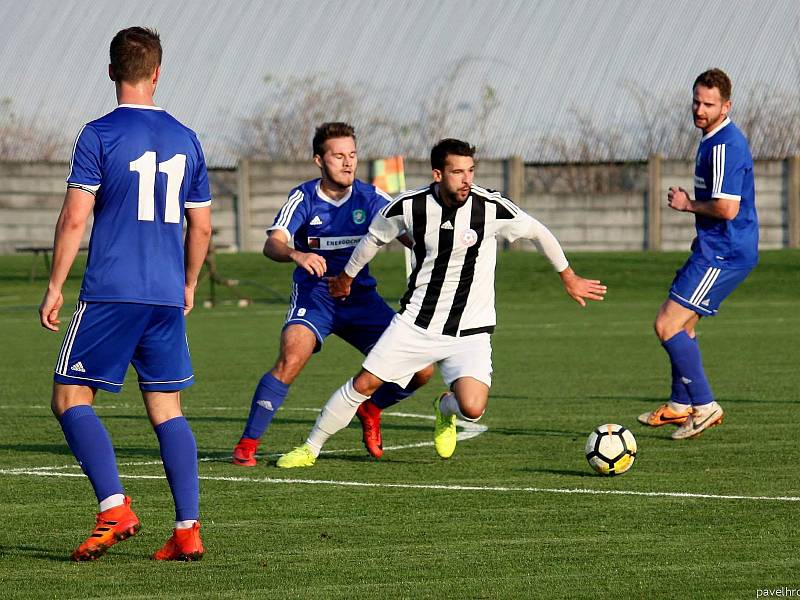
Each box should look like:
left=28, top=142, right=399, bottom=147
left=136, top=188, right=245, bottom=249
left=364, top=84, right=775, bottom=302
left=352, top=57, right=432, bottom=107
left=362, top=315, right=493, bottom=388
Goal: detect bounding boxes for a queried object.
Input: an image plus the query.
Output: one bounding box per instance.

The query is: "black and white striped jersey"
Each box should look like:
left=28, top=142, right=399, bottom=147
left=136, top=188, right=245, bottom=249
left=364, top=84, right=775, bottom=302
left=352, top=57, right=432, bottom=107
left=367, top=183, right=568, bottom=337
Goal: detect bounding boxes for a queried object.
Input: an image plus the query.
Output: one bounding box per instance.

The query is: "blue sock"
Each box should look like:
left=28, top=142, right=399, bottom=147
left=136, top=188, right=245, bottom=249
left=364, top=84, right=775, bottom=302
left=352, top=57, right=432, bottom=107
left=370, top=382, right=415, bottom=410
left=670, top=362, right=691, bottom=406
left=155, top=416, right=199, bottom=522
left=662, top=331, right=714, bottom=406
left=58, top=405, right=124, bottom=503
left=242, top=372, right=289, bottom=440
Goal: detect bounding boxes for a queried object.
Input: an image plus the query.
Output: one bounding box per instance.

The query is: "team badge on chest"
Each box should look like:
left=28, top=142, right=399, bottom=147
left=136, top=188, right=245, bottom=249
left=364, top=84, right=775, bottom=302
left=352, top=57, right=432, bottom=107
left=461, top=228, right=478, bottom=247
left=352, top=209, right=366, bottom=224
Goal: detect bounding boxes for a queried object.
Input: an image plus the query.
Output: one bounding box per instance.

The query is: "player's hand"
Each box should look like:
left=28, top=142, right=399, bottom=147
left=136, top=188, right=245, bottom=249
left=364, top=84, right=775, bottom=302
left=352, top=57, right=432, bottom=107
left=668, top=186, right=692, bottom=212
left=184, top=283, right=196, bottom=316
left=559, top=268, right=607, bottom=307
left=326, top=272, right=353, bottom=298
left=292, top=251, right=327, bottom=277
left=39, top=287, right=64, bottom=331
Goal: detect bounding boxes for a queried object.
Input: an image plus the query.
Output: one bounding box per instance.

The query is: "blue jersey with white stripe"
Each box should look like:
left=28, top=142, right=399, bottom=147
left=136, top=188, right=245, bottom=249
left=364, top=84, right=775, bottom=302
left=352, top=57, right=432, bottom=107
left=269, top=179, right=392, bottom=289
left=67, top=105, right=212, bottom=307
left=692, top=118, right=758, bottom=268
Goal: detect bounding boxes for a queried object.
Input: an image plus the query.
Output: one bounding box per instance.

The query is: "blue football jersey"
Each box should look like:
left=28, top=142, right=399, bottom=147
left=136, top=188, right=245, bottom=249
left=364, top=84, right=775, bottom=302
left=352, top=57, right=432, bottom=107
left=269, top=179, right=393, bottom=289
left=692, top=118, right=758, bottom=269
left=67, top=104, right=212, bottom=307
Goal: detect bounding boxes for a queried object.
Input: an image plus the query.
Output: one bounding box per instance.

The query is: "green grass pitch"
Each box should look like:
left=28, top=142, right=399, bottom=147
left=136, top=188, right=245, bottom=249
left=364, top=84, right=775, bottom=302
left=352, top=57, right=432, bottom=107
left=0, top=249, right=798, bottom=599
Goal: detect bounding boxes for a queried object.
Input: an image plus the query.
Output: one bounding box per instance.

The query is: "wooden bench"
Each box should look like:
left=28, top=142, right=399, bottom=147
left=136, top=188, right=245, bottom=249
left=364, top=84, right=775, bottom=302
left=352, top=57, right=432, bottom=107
left=16, top=245, right=88, bottom=282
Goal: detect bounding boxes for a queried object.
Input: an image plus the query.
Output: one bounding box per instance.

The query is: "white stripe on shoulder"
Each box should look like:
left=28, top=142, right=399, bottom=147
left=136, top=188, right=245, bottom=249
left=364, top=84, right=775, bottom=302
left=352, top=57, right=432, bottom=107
left=713, top=144, right=726, bottom=196
left=375, top=188, right=394, bottom=203
left=379, top=186, right=428, bottom=216
left=66, top=124, right=88, bottom=182
left=275, top=189, right=304, bottom=229
left=472, top=184, right=519, bottom=214
left=379, top=197, right=402, bottom=217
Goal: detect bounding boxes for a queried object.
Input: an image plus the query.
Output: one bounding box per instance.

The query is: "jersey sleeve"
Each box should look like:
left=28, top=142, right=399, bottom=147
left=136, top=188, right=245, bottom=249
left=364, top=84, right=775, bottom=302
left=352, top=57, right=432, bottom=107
left=66, top=125, right=102, bottom=195
left=185, top=136, right=212, bottom=208
left=268, top=188, right=308, bottom=239
left=710, top=142, right=746, bottom=201
left=492, top=196, right=530, bottom=242
left=369, top=197, right=407, bottom=243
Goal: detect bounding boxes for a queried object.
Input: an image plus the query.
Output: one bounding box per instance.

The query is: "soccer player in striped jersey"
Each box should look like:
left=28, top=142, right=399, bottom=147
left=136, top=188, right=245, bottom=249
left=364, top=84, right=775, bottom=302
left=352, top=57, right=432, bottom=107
left=276, top=138, right=606, bottom=467
left=638, top=69, right=758, bottom=439
left=39, top=27, right=211, bottom=560
left=231, top=123, right=432, bottom=466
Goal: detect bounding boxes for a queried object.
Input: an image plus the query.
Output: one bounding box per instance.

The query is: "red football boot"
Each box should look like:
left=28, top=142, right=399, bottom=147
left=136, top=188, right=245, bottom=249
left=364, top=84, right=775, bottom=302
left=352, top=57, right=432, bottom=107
left=152, top=521, right=204, bottom=561
left=356, top=400, right=384, bottom=459
left=232, top=437, right=259, bottom=467
left=72, top=496, right=140, bottom=561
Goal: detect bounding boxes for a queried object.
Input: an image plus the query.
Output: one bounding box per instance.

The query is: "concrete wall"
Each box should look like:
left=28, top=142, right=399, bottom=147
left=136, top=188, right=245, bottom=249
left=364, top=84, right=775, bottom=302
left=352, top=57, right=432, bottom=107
left=1, top=157, right=797, bottom=254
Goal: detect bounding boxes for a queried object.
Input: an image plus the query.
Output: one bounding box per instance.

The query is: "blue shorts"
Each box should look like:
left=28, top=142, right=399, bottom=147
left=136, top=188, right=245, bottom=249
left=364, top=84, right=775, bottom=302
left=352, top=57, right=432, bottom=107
left=53, top=301, right=193, bottom=393
left=284, top=283, right=395, bottom=354
left=669, top=258, right=753, bottom=316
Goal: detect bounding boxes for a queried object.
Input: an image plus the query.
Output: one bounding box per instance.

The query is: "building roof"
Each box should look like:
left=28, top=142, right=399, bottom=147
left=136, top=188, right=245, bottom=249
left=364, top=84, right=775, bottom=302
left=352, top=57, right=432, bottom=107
left=2, top=0, right=798, bottom=167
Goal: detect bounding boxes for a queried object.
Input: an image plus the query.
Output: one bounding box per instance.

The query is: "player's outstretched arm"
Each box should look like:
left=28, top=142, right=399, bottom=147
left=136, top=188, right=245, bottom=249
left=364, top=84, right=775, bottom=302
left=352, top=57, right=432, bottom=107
left=558, top=267, right=607, bottom=307
left=184, top=206, right=212, bottom=316
left=264, top=229, right=327, bottom=277
left=512, top=211, right=606, bottom=307
left=39, top=189, right=95, bottom=331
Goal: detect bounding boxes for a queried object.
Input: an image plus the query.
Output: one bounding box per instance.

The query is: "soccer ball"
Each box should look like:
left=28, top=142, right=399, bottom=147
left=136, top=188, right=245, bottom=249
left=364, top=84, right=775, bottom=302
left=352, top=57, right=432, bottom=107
left=585, top=424, right=637, bottom=476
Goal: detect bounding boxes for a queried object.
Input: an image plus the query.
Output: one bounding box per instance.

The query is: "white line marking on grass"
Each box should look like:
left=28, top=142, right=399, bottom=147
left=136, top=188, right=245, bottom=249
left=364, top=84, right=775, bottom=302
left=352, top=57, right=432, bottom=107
left=2, top=467, right=799, bottom=503
left=0, top=411, right=486, bottom=471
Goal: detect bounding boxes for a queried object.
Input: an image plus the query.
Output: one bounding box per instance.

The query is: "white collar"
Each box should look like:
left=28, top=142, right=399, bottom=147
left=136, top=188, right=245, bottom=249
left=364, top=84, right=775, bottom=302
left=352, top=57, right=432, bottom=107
left=316, top=181, right=352, bottom=207
left=701, top=116, right=731, bottom=141
left=117, top=103, right=164, bottom=111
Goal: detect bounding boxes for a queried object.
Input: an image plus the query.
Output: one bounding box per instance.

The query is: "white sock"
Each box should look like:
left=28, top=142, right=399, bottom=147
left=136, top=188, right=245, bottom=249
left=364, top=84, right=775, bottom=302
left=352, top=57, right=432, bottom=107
left=99, top=493, right=125, bottom=512
left=175, top=519, right=197, bottom=529
left=306, top=378, right=369, bottom=456
left=439, top=392, right=465, bottom=419
left=667, top=400, right=691, bottom=412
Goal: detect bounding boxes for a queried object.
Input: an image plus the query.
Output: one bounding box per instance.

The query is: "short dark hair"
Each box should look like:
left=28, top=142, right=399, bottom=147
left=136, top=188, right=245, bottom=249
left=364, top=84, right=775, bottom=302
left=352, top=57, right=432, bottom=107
left=694, top=68, right=732, bottom=101
left=313, top=122, right=356, bottom=157
left=110, top=27, right=162, bottom=84
left=431, top=138, right=476, bottom=171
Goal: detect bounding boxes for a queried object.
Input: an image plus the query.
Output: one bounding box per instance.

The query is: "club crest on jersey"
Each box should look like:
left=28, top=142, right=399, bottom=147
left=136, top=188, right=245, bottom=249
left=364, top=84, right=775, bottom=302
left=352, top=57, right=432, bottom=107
left=461, top=228, right=478, bottom=247
left=352, top=209, right=366, bottom=224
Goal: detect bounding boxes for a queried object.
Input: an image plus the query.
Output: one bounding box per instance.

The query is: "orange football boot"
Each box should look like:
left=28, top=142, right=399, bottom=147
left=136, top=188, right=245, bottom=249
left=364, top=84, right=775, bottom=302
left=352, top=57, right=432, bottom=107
left=356, top=400, right=383, bottom=459
left=152, top=521, right=204, bottom=561
left=637, top=402, right=692, bottom=427
left=71, top=496, right=140, bottom=561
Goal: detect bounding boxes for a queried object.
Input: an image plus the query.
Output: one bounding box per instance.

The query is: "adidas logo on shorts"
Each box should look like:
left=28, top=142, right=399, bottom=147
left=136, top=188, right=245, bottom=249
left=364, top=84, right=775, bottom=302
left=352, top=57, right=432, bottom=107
left=70, top=361, right=86, bottom=373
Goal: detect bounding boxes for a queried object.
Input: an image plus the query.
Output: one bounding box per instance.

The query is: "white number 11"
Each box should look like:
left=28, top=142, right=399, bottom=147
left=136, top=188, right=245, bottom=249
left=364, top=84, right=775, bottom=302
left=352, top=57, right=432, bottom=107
left=130, top=151, right=186, bottom=223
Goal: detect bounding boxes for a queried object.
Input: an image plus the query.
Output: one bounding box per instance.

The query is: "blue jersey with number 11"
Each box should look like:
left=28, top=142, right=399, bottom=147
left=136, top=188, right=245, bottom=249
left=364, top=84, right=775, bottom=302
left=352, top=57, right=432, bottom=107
left=67, top=104, right=212, bottom=307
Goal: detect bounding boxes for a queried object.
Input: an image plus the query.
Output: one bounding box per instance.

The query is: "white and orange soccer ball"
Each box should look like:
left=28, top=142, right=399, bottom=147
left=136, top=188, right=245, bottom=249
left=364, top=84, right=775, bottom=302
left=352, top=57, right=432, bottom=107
left=585, top=424, right=637, bottom=476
